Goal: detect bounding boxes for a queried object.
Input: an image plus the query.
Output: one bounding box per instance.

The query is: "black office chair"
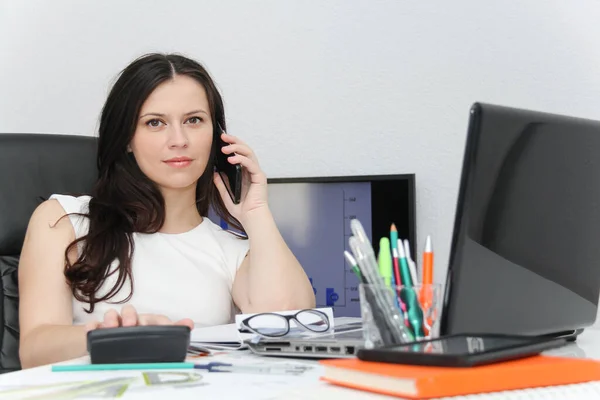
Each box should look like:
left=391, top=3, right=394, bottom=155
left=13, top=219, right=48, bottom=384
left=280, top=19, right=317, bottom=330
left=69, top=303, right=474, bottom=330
left=0, top=133, right=97, bottom=372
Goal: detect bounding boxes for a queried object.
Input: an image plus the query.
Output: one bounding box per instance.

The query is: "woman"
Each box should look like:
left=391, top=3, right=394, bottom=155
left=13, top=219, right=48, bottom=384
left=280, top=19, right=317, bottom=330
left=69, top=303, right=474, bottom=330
left=17, top=53, right=316, bottom=368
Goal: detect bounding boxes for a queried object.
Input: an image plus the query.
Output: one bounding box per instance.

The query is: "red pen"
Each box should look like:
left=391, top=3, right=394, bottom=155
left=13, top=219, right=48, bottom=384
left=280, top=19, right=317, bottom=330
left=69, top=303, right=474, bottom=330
left=390, top=224, right=402, bottom=287
left=391, top=224, right=410, bottom=329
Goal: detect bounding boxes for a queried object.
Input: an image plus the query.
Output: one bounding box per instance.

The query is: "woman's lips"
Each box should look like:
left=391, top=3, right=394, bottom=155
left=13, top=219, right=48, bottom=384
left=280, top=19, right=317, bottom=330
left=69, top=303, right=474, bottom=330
left=164, top=157, right=193, bottom=168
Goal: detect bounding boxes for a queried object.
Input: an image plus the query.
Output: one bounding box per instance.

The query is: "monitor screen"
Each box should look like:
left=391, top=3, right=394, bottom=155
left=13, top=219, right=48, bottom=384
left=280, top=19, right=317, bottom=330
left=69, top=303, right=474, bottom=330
left=209, top=174, right=415, bottom=317
left=442, top=103, right=600, bottom=336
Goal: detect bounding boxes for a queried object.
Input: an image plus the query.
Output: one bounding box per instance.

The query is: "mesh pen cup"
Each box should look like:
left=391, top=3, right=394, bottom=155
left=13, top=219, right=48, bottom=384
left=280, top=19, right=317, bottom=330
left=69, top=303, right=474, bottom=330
left=359, top=283, right=444, bottom=348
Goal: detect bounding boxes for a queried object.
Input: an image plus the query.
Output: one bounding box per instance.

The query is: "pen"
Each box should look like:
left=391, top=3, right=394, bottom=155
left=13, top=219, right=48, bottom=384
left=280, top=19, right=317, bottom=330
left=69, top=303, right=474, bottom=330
left=344, top=250, right=364, bottom=282
left=389, top=259, right=404, bottom=313
left=348, top=220, right=382, bottom=286
left=420, top=235, right=435, bottom=330
left=188, top=345, right=213, bottom=355
left=350, top=235, right=414, bottom=344
left=403, top=239, right=419, bottom=285
left=397, top=240, right=413, bottom=287
left=52, top=363, right=198, bottom=372
left=195, top=362, right=310, bottom=375
left=400, top=287, right=425, bottom=340
left=387, top=237, right=410, bottom=331
left=422, top=235, right=433, bottom=285
left=390, top=257, right=411, bottom=331
left=379, top=237, right=410, bottom=316
left=397, top=240, right=425, bottom=339
left=378, top=237, right=393, bottom=287
left=53, top=362, right=310, bottom=375
left=390, top=224, right=402, bottom=291
left=349, top=219, right=413, bottom=344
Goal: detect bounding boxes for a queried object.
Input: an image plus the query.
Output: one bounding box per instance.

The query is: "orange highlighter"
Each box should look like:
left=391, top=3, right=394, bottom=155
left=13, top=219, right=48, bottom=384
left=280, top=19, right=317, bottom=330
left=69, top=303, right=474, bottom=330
left=420, top=235, right=434, bottom=330
left=422, top=235, right=433, bottom=286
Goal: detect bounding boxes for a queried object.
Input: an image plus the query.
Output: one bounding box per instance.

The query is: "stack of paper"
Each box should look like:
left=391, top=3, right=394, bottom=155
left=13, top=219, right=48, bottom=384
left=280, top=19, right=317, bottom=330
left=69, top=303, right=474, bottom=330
left=190, top=308, right=346, bottom=350
left=190, top=323, right=252, bottom=350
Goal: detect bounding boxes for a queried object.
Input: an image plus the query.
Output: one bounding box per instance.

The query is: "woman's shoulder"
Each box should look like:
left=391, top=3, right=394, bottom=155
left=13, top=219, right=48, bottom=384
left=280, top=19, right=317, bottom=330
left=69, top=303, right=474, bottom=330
left=43, top=194, right=92, bottom=239
left=28, top=197, right=72, bottom=227
left=48, top=194, right=92, bottom=214
left=25, top=197, right=81, bottom=243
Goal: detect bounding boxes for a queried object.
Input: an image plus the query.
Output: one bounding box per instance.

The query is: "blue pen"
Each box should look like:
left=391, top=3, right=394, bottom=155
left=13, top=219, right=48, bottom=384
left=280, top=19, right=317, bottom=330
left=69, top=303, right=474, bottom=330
left=198, top=362, right=310, bottom=375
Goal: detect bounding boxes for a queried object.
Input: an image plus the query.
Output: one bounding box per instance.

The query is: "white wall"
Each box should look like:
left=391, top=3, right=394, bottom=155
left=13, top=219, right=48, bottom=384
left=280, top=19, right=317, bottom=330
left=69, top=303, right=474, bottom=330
left=2, top=0, right=600, bottom=290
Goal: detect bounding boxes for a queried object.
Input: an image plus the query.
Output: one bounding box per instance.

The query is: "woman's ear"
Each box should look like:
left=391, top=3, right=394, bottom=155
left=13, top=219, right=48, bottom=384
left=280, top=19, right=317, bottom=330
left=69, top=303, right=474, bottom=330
left=126, top=144, right=132, bottom=153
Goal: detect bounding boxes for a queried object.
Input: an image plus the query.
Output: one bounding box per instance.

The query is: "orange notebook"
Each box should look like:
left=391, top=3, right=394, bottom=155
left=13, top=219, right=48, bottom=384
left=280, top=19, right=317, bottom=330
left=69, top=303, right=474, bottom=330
left=320, top=356, right=600, bottom=399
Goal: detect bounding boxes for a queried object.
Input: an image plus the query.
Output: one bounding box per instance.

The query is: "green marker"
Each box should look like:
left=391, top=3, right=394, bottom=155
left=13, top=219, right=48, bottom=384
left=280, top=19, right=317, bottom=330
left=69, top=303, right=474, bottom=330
left=378, top=237, right=393, bottom=287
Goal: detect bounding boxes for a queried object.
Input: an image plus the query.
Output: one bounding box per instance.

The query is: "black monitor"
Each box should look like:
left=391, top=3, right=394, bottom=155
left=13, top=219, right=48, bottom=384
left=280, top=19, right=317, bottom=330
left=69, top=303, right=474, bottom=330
left=441, top=103, right=600, bottom=339
left=209, top=174, right=416, bottom=317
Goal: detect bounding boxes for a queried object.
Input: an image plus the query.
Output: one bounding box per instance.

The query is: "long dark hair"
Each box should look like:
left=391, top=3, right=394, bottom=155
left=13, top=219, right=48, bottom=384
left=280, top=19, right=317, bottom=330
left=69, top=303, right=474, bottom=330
left=64, top=53, right=243, bottom=313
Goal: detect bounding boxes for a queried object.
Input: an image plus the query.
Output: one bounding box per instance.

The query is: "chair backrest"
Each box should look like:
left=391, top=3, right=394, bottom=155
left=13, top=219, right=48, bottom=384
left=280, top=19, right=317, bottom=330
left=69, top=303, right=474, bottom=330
left=0, top=133, right=97, bottom=372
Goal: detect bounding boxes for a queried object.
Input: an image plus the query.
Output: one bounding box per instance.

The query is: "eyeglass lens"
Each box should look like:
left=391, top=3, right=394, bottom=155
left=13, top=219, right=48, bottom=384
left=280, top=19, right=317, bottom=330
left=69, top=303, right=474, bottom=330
left=246, top=310, right=330, bottom=336
left=295, top=310, right=329, bottom=332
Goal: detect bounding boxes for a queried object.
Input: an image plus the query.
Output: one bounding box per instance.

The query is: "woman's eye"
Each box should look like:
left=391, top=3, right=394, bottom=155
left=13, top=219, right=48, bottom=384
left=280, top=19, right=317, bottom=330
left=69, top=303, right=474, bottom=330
left=146, top=119, right=163, bottom=128
left=187, top=116, right=203, bottom=124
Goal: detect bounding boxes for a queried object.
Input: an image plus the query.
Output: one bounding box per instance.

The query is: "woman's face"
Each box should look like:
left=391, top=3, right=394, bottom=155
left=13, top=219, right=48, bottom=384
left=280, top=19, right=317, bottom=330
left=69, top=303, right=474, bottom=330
left=130, top=74, right=214, bottom=192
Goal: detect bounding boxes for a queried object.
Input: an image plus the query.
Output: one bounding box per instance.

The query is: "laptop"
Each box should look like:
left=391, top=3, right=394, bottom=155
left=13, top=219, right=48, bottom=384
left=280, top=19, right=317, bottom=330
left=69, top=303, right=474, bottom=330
left=247, top=318, right=365, bottom=359
left=441, top=103, right=600, bottom=340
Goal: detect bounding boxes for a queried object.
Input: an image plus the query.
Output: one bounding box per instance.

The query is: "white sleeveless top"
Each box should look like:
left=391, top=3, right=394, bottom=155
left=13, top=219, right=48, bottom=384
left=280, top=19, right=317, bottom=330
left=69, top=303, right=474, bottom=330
left=50, top=194, right=250, bottom=327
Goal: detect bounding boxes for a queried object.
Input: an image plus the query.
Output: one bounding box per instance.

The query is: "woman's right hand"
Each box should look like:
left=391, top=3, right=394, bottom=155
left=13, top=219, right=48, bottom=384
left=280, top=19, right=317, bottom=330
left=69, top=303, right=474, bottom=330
left=84, top=305, right=194, bottom=332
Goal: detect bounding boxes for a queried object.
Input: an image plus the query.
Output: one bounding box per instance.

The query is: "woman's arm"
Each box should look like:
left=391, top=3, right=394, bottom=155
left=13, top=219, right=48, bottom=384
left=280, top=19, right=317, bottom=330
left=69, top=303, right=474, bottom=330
left=213, top=132, right=315, bottom=313
left=19, top=201, right=196, bottom=368
left=20, top=325, right=89, bottom=368
left=232, top=207, right=316, bottom=313
left=18, top=200, right=89, bottom=368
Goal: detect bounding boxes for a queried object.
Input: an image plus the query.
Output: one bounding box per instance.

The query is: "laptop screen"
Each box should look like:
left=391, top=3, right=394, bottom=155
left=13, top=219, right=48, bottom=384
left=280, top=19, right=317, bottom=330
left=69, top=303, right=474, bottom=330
left=442, top=103, right=600, bottom=336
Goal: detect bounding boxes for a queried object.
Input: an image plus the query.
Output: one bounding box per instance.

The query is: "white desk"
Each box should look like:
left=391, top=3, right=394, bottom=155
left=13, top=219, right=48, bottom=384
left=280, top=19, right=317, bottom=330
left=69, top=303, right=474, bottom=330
left=282, top=328, right=600, bottom=399
left=1, top=328, right=599, bottom=399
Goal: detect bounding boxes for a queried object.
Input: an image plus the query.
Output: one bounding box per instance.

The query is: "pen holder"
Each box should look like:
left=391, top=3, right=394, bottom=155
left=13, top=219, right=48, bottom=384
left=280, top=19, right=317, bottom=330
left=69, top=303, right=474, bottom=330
left=359, top=283, right=444, bottom=348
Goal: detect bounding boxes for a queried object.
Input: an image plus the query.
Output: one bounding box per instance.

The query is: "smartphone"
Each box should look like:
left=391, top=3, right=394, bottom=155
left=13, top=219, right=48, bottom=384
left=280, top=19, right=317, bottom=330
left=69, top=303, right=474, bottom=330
left=214, top=123, right=242, bottom=204
left=356, top=333, right=567, bottom=367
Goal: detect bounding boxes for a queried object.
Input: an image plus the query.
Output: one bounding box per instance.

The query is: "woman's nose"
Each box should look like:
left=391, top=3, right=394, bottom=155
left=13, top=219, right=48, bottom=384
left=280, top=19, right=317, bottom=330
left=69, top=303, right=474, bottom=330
left=167, top=125, right=189, bottom=148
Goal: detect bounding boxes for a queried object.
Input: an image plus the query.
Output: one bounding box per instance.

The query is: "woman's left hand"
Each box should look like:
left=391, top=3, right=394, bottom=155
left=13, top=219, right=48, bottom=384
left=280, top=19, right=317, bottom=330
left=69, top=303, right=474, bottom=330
left=213, top=132, right=268, bottom=223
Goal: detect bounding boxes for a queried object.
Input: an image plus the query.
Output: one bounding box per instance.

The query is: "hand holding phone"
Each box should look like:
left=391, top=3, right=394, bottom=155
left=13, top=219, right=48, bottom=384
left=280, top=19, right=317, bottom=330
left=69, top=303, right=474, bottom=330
left=214, top=123, right=243, bottom=204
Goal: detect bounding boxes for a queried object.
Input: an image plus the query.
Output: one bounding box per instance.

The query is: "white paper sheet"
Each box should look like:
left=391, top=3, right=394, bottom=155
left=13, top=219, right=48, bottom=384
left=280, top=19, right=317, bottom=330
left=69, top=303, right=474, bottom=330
left=190, top=323, right=253, bottom=349
left=0, top=351, right=322, bottom=400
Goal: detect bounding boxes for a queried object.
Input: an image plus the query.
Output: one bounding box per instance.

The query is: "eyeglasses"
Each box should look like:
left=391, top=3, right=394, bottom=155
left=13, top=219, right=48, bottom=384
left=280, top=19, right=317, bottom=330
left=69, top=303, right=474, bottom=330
left=240, top=309, right=330, bottom=337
